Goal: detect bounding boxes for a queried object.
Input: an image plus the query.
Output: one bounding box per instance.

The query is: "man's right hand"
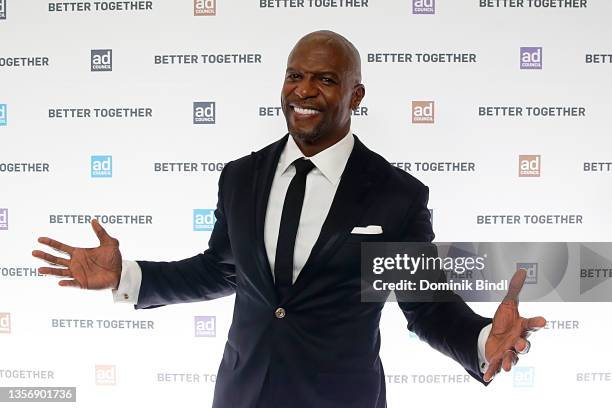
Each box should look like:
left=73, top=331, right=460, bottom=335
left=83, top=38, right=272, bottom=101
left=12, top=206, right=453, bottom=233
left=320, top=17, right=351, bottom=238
left=32, top=219, right=123, bottom=290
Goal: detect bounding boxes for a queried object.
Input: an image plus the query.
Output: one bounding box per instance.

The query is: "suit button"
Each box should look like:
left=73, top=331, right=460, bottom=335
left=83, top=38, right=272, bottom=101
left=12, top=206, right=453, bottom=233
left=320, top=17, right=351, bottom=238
left=275, top=307, right=286, bottom=319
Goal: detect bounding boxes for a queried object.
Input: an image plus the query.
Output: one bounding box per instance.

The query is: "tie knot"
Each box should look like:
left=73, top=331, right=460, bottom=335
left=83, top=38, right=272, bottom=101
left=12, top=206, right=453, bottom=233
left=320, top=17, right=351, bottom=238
left=293, top=158, right=315, bottom=176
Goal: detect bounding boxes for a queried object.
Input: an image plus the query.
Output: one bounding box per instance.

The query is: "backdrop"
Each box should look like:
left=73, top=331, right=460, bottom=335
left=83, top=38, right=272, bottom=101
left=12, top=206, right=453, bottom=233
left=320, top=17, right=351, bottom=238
left=1, top=0, right=611, bottom=406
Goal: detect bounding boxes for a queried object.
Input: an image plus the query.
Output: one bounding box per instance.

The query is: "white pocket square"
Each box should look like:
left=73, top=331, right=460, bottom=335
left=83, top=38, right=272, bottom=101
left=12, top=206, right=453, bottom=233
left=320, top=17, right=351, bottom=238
left=351, top=225, right=383, bottom=235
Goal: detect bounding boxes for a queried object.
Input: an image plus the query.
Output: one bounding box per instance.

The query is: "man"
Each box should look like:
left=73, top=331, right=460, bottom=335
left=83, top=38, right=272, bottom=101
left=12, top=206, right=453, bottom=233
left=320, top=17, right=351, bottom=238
left=33, top=31, right=546, bottom=408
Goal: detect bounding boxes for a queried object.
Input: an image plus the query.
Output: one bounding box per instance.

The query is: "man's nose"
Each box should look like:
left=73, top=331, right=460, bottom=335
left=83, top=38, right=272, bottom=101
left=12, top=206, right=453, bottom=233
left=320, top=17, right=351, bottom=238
left=294, top=80, right=317, bottom=98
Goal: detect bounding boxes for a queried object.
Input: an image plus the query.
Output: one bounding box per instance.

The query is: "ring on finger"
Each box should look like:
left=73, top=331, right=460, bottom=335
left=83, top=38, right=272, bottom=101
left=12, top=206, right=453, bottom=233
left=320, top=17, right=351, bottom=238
left=517, top=339, right=531, bottom=354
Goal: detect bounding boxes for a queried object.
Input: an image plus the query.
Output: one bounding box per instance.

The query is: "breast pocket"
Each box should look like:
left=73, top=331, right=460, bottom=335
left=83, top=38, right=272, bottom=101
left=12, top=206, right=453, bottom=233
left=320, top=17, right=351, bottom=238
left=344, top=231, right=386, bottom=250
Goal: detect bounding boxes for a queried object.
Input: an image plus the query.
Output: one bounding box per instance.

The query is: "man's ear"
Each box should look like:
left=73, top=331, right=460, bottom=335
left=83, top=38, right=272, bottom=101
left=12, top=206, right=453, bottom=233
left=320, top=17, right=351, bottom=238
left=350, top=84, right=366, bottom=110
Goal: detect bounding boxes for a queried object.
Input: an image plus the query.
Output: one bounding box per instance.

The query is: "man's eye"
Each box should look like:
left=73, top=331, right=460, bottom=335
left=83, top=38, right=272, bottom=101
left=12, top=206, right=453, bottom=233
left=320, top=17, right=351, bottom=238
left=287, top=73, right=301, bottom=80
left=321, top=77, right=335, bottom=84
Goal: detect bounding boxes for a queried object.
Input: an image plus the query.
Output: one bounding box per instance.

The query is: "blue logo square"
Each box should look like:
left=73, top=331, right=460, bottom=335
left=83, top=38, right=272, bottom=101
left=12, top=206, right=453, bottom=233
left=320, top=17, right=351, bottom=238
left=514, top=367, right=535, bottom=387
left=193, top=209, right=215, bottom=231
left=517, top=262, right=538, bottom=284
left=91, top=155, right=112, bottom=178
left=0, top=104, right=7, bottom=126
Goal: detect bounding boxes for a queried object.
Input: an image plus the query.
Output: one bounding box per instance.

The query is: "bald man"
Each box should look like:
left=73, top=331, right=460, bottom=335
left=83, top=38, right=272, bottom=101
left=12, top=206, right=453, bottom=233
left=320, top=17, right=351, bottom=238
left=34, top=31, right=545, bottom=408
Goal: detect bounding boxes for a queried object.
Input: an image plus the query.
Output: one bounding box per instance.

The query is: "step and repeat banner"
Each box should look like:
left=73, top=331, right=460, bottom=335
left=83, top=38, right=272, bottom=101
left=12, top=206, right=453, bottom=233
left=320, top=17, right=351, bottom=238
left=1, top=0, right=611, bottom=406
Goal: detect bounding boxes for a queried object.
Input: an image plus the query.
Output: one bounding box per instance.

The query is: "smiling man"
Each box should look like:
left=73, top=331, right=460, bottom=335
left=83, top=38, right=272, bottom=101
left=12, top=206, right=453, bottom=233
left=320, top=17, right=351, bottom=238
left=33, top=30, right=545, bottom=408
left=281, top=32, right=364, bottom=156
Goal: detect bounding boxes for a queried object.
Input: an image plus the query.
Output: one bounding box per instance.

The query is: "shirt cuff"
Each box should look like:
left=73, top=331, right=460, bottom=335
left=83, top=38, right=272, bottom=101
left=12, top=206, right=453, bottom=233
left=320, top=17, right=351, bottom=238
left=477, top=323, right=492, bottom=374
left=111, top=260, right=142, bottom=304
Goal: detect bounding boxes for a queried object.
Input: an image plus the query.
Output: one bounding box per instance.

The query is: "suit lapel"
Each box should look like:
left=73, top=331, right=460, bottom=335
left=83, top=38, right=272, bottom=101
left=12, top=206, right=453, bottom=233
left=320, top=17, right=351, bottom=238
left=251, top=135, right=289, bottom=303
left=282, top=136, right=380, bottom=303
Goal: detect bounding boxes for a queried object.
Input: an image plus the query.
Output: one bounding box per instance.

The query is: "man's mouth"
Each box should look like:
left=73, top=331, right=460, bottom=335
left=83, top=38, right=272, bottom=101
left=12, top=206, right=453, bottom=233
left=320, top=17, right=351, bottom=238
left=290, top=104, right=322, bottom=117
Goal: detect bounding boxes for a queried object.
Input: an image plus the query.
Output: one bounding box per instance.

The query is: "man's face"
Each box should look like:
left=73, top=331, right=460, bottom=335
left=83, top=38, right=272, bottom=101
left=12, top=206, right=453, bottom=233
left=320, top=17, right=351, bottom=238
left=281, top=40, right=362, bottom=145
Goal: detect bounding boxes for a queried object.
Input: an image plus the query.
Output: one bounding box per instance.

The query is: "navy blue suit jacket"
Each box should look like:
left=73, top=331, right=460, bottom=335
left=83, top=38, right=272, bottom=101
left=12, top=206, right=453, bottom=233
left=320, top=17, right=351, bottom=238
left=135, top=135, right=491, bottom=408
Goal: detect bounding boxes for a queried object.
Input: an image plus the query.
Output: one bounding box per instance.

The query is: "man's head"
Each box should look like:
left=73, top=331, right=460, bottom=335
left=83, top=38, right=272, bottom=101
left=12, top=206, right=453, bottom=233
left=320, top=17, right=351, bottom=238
left=281, top=30, right=365, bottom=155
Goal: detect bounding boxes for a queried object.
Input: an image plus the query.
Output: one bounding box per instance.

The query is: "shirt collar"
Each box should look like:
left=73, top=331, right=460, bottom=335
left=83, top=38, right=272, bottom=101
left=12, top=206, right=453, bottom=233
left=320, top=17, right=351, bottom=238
left=278, top=131, right=355, bottom=186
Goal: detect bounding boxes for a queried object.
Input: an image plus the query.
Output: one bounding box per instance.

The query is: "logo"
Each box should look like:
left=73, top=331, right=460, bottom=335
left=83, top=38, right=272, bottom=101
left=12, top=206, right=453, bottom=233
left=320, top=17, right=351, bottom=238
left=513, top=367, right=535, bottom=387
left=412, top=101, right=434, bottom=124
left=518, top=155, right=541, bottom=177
left=0, top=0, right=5, bottom=20
left=0, top=104, right=6, bottom=126
left=194, top=316, right=216, bottom=337
left=193, top=209, right=216, bottom=231
left=413, top=0, right=434, bottom=14
left=193, top=102, right=215, bottom=124
left=520, top=47, right=542, bottom=70
left=91, top=155, right=113, bottom=178
left=91, top=49, right=112, bottom=71
left=194, top=0, right=215, bottom=16
left=95, top=365, right=116, bottom=385
left=0, top=208, right=7, bottom=230
left=0, top=312, right=10, bottom=334
left=517, top=262, right=538, bottom=284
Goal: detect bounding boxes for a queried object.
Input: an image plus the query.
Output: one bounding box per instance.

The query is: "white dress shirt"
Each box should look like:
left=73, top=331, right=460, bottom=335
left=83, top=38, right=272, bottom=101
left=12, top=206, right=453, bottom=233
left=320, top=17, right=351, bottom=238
left=264, top=131, right=354, bottom=283
left=113, top=132, right=491, bottom=374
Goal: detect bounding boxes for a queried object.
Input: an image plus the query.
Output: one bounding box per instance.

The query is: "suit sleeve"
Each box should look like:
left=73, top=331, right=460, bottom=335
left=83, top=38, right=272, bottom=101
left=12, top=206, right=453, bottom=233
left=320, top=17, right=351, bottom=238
left=395, top=185, right=492, bottom=385
left=134, top=164, right=237, bottom=309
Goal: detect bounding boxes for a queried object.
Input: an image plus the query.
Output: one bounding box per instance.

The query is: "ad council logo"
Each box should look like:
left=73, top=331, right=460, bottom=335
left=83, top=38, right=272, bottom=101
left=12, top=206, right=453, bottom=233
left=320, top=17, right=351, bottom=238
left=517, top=262, right=538, bottom=284
left=520, top=47, right=542, bottom=70
left=193, top=209, right=216, bottom=231
left=413, top=0, right=434, bottom=14
left=513, top=367, right=535, bottom=387
left=194, top=0, right=215, bottom=15
left=0, top=104, right=7, bottom=126
left=91, top=155, right=113, bottom=178
left=0, top=0, right=5, bottom=20
left=194, top=316, right=216, bottom=337
left=193, top=102, right=216, bottom=124
left=95, top=365, right=116, bottom=385
left=0, top=312, right=10, bottom=334
left=412, top=101, right=434, bottom=124
left=0, top=208, right=7, bottom=230
left=518, top=155, right=541, bottom=177
left=91, top=49, right=112, bottom=71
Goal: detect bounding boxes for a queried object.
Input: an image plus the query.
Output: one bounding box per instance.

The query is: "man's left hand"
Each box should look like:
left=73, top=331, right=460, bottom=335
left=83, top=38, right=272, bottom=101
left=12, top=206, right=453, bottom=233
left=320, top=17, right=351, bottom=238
left=483, top=268, right=546, bottom=382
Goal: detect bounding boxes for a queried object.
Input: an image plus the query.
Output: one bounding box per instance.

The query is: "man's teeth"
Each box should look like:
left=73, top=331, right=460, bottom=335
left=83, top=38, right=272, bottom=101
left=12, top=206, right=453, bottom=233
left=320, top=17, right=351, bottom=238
left=294, top=107, right=319, bottom=115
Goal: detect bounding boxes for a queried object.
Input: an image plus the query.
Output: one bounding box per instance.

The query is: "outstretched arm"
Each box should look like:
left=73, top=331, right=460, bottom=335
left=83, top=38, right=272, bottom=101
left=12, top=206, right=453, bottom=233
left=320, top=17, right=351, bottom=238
left=33, top=164, right=237, bottom=309
left=394, top=185, right=491, bottom=382
left=131, top=163, right=237, bottom=309
left=395, top=185, right=546, bottom=384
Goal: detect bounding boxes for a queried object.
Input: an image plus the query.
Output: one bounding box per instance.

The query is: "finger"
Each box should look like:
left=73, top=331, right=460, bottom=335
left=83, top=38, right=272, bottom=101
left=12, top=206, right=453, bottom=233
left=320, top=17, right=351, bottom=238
left=38, top=267, right=71, bottom=277
left=58, top=279, right=82, bottom=288
left=483, top=358, right=502, bottom=382
left=524, top=316, right=547, bottom=331
left=91, top=219, right=116, bottom=246
left=37, top=237, right=74, bottom=256
left=503, top=268, right=527, bottom=304
left=508, top=350, right=519, bottom=368
left=32, top=250, right=70, bottom=267
left=517, top=339, right=531, bottom=355
left=513, top=337, right=529, bottom=354
left=502, top=350, right=517, bottom=372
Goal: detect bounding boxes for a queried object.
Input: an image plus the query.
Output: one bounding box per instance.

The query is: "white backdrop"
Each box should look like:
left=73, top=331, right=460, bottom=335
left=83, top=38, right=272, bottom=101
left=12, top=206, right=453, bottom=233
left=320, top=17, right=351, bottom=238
left=1, top=0, right=611, bottom=406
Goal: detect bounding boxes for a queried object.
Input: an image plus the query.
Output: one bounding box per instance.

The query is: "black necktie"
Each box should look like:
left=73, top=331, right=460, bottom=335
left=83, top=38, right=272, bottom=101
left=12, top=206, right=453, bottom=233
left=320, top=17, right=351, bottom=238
left=274, top=158, right=316, bottom=298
